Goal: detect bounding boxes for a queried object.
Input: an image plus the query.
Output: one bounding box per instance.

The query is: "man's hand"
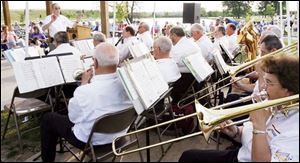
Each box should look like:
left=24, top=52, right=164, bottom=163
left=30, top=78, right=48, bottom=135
left=80, top=68, right=93, bottom=85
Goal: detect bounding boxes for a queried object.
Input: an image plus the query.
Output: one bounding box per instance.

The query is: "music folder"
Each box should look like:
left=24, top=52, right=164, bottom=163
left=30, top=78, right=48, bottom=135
left=182, top=52, right=214, bottom=83
left=117, top=55, right=169, bottom=114
left=220, top=42, right=234, bottom=60
left=13, top=53, right=84, bottom=93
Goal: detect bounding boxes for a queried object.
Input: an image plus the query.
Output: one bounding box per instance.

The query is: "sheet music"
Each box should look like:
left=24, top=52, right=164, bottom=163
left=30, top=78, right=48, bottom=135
left=129, top=61, right=159, bottom=108
left=12, top=61, right=39, bottom=93
left=183, top=52, right=214, bottom=83
left=33, top=57, right=65, bottom=88
left=27, top=46, right=40, bottom=57
left=58, top=55, right=84, bottom=83
left=74, top=39, right=93, bottom=56
left=11, top=48, right=27, bottom=62
left=142, top=57, right=169, bottom=96
left=118, top=68, right=144, bottom=114
left=220, top=42, right=234, bottom=60
left=3, top=50, right=16, bottom=64
left=213, top=49, right=230, bottom=75
left=83, top=57, right=94, bottom=70
left=86, top=39, right=94, bottom=50
left=128, top=42, right=149, bottom=58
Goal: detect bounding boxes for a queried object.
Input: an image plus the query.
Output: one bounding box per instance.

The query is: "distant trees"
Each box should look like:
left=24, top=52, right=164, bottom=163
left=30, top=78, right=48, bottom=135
left=258, top=1, right=286, bottom=17
left=222, top=1, right=253, bottom=19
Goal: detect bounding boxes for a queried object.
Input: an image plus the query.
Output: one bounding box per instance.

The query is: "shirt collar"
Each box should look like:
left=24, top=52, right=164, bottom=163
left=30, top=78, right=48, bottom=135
left=90, top=72, right=118, bottom=83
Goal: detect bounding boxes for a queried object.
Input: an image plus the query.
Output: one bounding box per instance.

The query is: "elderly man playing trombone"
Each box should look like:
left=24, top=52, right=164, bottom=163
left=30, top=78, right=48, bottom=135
left=179, top=54, right=299, bottom=162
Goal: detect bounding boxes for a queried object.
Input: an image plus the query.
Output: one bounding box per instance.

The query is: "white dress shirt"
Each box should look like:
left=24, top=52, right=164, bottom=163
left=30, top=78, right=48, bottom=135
left=238, top=107, right=299, bottom=162
left=193, top=35, right=215, bottom=63
left=214, top=36, right=230, bottom=54
left=136, top=31, right=153, bottom=50
left=170, top=37, right=202, bottom=73
left=156, top=58, right=181, bottom=83
left=48, top=43, right=82, bottom=57
left=42, top=14, right=74, bottom=37
left=226, top=33, right=238, bottom=54
left=68, top=73, right=133, bottom=145
left=117, top=36, right=139, bottom=63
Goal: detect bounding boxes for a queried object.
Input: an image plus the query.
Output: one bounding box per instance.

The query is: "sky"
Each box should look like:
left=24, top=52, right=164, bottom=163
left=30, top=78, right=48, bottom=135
left=2, top=1, right=298, bottom=12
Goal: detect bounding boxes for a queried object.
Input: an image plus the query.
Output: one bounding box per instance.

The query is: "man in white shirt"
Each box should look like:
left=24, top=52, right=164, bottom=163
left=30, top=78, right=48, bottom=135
left=152, top=36, right=181, bottom=83
left=41, top=43, right=132, bottom=162
left=48, top=31, right=82, bottom=57
left=169, top=26, right=203, bottom=104
left=226, top=23, right=238, bottom=54
left=42, top=3, right=80, bottom=38
left=136, top=22, right=153, bottom=50
left=190, top=23, right=215, bottom=63
left=92, top=31, right=106, bottom=47
left=213, top=26, right=229, bottom=54
left=117, top=26, right=139, bottom=63
left=179, top=54, right=299, bottom=162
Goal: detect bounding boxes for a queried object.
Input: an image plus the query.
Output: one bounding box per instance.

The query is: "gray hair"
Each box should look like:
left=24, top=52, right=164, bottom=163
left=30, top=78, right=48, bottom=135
left=93, top=43, right=119, bottom=66
left=191, top=23, right=204, bottom=34
left=154, top=36, right=172, bottom=53
left=267, top=25, right=282, bottom=39
left=93, top=32, right=106, bottom=43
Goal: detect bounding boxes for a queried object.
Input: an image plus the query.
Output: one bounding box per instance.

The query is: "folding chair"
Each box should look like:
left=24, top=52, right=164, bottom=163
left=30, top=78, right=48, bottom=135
left=1, top=87, right=53, bottom=152
left=77, top=107, right=143, bottom=162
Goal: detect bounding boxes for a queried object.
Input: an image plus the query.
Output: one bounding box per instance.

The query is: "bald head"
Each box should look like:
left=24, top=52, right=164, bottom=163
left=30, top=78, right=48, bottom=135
left=93, top=43, right=119, bottom=67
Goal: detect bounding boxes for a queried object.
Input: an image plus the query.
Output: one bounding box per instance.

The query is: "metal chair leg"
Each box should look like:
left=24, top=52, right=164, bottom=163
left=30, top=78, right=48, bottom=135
left=1, top=110, right=12, bottom=140
left=12, top=111, right=23, bottom=153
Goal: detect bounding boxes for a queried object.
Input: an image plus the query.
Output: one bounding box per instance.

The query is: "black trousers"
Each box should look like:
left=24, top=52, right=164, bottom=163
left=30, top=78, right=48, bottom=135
left=179, top=148, right=239, bottom=162
left=41, top=112, right=86, bottom=162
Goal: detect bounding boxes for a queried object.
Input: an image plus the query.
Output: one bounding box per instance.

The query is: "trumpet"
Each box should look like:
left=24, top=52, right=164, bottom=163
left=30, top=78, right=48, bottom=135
left=112, top=93, right=299, bottom=156
left=177, top=42, right=298, bottom=109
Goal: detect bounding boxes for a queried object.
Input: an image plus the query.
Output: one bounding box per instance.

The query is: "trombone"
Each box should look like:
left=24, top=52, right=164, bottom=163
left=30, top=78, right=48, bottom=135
left=112, top=93, right=299, bottom=156
left=177, top=42, right=298, bottom=109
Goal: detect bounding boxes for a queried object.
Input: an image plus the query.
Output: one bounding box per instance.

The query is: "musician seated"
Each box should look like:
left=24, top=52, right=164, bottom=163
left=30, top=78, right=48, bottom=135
left=225, top=35, right=282, bottom=103
left=152, top=36, right=181, bottom=84
left=179, top=54, right=299, bottom=162
left=92, top=31, right=106, bottom=47
left=213, top=26, right=229, bottom=54
left=225, top=23, right=238, bottom=54
left=136, top=22, right=153, bottom=50
left=48, top=31, right=82, bottom=58
left=169, top=26, right=203, bottom=104
left=117, top=26, right=139, bottom=63
left=40, top=43, right=133, bottom=162
left=190, top=23, right=214, bottom=63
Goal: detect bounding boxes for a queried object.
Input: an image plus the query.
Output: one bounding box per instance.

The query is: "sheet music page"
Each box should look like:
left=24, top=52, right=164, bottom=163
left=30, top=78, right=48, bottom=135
left=213, top=49, right=229, bottom=74
left=3, top=50, right=16, bottom=64
left=83, top=57, right=94, bottom=70
left=118, top=68, right=145, bottom=114
left=138, top=43, right=150, bottom=56
left=129, top=61, right=159, bottom=109
left=12, top=61, right=40, bottom=93
left=128, top=44, right=141, bottom=58
left=58, top=55, right=84, bottom=83
left=184, top=53, right=214, bottom=83
left=220, top=43, right=234, bottom=60
left=33, top=57, right=65, bottom=88
left=11, top=48, right=27, bottom=62
left=27, top=46, right=40, bottom=57
left=142, top=57, right=169, bottom=96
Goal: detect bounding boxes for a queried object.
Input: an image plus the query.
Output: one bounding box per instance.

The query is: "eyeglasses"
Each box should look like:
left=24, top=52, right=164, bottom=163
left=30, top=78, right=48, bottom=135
left=54, top=7, right=60, bottom=10
left=263, top=78, right=281, bottom=87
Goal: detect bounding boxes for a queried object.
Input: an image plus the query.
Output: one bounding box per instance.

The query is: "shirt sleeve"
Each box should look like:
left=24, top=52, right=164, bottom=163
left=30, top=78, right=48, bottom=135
left=68, top=85, right=90, bottom=123
left=42, top=15, right=51, bottom=28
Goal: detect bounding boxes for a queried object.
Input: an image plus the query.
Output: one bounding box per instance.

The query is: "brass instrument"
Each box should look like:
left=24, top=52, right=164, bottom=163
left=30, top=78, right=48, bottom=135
left=237, top=21, right=259, bottom=62
left=112, top=93, right=299, bottom=156
left=177, top=42, right=298, bottom=109
left=73, top=69, right=85, bottom=81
